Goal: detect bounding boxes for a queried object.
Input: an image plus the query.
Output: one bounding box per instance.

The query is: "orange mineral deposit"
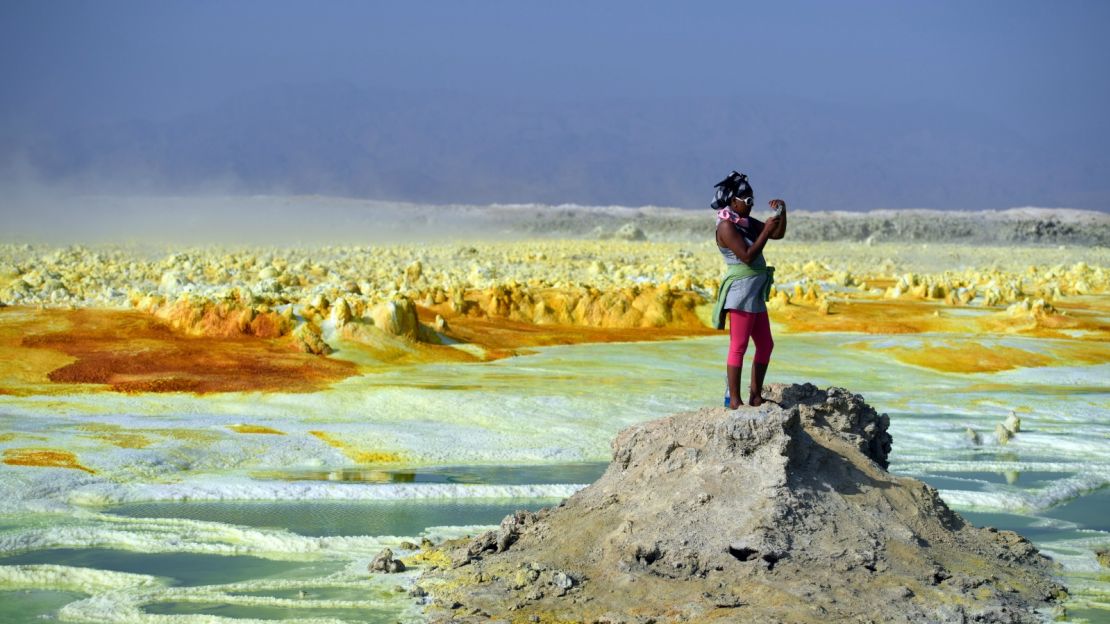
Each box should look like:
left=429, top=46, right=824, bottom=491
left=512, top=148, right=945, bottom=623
left=3, top=448, right=95, bottom=473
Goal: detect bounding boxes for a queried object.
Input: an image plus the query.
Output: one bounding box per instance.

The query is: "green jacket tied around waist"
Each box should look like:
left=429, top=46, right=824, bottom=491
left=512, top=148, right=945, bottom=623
left=712, top=264, right=775, bottom=329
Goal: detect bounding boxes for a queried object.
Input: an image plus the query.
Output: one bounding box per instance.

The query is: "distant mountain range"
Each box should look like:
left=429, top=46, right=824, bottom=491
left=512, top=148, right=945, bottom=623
left=2, top=82, right=1106, bottom=211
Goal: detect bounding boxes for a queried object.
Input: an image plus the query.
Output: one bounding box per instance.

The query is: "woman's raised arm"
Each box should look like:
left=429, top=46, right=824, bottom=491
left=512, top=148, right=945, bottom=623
left=717, top=217, right=778, bottom=265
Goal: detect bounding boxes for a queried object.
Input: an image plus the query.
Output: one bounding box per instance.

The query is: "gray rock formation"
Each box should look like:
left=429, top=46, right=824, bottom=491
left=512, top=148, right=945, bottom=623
left=369, top=548, right=406, bottom=574
left=417, top=384, right=1064, bottom=623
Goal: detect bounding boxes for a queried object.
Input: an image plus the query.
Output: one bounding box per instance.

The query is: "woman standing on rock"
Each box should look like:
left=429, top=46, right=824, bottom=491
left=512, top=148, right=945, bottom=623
left=711, top=171, right=786, bottom=408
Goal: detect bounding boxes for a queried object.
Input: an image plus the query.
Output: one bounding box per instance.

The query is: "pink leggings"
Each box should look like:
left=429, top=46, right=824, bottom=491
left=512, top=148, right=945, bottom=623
left=727, top=310, right=774, bottom=367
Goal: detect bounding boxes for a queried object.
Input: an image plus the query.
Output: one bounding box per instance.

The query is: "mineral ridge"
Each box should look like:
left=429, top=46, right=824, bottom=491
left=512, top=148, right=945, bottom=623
left=415, top=384, right=1064, bottom=623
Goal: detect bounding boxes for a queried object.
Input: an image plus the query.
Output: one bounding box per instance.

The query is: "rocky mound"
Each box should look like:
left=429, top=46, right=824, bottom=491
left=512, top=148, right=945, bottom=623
left=415, top=384, right=1064, bottom=623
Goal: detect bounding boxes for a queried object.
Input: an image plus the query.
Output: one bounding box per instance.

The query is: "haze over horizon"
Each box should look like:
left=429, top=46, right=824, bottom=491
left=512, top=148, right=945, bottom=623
left=2, top=1, right=1108, bottom=213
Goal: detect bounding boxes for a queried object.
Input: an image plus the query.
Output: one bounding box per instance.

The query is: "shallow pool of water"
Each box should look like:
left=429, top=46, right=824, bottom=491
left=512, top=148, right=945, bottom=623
left=0, top=590, right=87, bottom=624
left=0, top=549, right=342, bottom=587
left=251, top=461, right=609, bottom=486
left=143, top=600, right=399, bottom=623
left=104, top=498, right=561, bottom=538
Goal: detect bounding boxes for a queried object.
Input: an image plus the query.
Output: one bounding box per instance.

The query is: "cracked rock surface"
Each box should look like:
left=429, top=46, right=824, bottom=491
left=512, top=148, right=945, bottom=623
left=417, top=383, right=1064, bottom=623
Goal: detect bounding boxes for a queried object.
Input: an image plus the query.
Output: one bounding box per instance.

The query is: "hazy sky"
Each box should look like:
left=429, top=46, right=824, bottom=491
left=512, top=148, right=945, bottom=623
left=1, top=1, right=1108, bottom=209
left=3, top=1, right=1105, bottom=125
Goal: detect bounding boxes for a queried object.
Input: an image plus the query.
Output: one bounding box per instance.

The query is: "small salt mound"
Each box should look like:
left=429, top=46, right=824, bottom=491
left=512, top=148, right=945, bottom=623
left=418, top=383, right=1064, bottom=623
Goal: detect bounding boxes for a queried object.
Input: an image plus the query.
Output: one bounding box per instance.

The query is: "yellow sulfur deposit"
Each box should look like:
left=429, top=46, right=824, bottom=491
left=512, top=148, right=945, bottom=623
left=228, top=424, right=286, bottom=435
left=80, top=430, right=152, bottom=449
left=0, top=239, right=1107, bottom=395
left=849, top=340, right=1055, bottom=374
left=308, top=430, right=404, bottom=465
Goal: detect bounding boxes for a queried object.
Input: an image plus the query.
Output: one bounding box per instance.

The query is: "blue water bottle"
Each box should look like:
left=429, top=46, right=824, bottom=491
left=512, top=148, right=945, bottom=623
left=723, top=373, right=731, bottom=407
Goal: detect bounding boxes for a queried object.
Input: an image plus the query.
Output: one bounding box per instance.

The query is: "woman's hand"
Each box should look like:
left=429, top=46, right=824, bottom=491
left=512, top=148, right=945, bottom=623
left=766, top=200, right=787, bottom=240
